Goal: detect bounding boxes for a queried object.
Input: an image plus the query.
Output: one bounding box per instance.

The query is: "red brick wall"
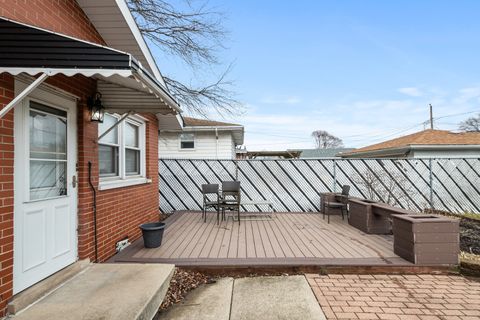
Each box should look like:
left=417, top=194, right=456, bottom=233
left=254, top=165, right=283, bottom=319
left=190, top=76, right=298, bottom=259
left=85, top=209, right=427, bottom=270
left=77, top=113, right=160, bottom=262
left=0, top=73, right=14, bottom=317
left=0, top=0, right=161, bottom=316
left=0, top=0, right=104, bottom=44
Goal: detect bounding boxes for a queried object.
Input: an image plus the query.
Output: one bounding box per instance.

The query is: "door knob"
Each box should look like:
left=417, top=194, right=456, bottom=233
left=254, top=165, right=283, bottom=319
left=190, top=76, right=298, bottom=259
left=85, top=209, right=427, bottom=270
left=72, top=175, right=77, bottom=188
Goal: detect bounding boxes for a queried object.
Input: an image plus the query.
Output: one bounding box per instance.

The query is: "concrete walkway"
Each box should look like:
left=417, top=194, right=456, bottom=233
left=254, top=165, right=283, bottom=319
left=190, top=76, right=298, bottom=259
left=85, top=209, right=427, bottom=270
left=159, top=275, right=326, bottom=320
left=11, top=263, right=175, bottom=320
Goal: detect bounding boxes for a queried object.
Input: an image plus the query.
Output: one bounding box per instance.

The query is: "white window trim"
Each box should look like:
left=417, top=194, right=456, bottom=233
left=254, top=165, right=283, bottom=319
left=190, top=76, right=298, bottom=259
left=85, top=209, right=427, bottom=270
left=179, top=132, right=195, bottom=151
left=98, top=177, right=152, bottom=191
left=99, top=113, right=148, bottom=190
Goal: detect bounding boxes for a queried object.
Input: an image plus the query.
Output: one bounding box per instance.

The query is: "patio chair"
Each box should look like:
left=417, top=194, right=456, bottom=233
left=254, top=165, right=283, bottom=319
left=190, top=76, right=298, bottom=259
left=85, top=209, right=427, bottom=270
left=221, top=181, right=241, bottom=224
left=322, top=185, right=350, bottom=223
left=201, top=184, right=221, bottom=223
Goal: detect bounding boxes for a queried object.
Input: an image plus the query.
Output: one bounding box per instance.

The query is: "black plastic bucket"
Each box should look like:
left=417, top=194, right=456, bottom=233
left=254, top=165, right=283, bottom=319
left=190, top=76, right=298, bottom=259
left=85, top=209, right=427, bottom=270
left=140, top=222, right=166, bottom=248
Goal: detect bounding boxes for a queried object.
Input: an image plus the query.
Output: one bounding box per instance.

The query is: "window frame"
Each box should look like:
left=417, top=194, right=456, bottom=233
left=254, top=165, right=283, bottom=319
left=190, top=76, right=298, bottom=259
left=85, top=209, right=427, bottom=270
left=98, top=113, right=149, bottom=190
left=179, top=132, right=195, bottom=150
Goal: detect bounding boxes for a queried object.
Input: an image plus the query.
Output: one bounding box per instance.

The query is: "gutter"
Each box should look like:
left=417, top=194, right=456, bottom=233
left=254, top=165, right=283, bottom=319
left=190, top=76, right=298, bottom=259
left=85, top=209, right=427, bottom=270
left=409, top=144, right=480, bottom=151
left=160, top=125, right=244, bottom=132
left=339, top=146, right=411, bottom=158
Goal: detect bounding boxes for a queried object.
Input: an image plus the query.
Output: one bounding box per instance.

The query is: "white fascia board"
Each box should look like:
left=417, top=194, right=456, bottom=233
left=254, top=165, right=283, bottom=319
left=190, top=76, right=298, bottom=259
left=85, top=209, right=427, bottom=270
left=115, top=0, right=166, bottom=86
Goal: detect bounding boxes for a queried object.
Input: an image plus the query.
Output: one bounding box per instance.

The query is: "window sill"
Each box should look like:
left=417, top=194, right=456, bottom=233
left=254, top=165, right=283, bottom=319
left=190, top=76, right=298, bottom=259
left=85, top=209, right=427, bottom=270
left=98, top=177, right=152, bottom=191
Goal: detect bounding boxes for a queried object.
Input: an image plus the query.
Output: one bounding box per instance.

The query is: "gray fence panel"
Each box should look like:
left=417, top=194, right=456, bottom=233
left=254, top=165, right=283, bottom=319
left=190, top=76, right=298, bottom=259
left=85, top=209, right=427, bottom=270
left=159, top=158, right=480, bottom=214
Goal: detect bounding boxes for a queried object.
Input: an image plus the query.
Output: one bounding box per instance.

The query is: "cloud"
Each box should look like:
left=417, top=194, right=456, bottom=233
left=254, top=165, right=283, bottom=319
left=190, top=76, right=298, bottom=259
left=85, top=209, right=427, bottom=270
left=453, top=86, right=480, bottom=104
left=398, top=87, right=423, bottom=97
left=237, top=85, right=480, bottom=150
left=260, top=95, right=301, bottom=105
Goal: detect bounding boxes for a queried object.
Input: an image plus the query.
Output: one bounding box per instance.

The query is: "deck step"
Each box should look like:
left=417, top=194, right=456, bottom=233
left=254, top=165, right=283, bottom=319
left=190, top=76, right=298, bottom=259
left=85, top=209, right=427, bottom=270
left=11, top=263, right=175, bottom=320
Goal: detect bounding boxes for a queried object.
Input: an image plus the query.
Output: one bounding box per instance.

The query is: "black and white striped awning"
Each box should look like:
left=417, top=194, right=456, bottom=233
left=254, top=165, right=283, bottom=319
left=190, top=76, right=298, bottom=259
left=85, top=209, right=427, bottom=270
left=0, top=17, right=180, bottom=116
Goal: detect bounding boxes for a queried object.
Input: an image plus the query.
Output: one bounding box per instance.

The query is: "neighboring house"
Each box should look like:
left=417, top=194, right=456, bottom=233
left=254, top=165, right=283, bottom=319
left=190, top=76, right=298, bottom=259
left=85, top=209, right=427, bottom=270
left=0, top=1, right=181, bottom=315
left=291, top=148, right=355, bottom=158
left=159, top=116, right=244, bottom=159
left=339, top=129, right=480, bottom=158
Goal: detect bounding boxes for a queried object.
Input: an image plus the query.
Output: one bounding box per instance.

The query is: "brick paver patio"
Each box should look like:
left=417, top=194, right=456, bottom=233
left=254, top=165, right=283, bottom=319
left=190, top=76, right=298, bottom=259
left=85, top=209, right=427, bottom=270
left=306, top=273, right=480, bottom=320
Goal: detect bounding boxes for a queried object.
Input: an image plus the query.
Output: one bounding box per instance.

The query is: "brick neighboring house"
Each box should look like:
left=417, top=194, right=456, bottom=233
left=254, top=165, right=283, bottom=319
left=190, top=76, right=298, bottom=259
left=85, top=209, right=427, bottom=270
left=339, top=129, right=480, bottom=158
left=0, top=0, right=181, bottom=316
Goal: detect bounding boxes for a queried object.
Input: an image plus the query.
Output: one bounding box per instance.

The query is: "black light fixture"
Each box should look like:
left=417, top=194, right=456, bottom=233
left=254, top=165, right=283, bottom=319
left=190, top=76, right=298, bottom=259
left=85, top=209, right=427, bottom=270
left=88, top=92, right=105, bottom=123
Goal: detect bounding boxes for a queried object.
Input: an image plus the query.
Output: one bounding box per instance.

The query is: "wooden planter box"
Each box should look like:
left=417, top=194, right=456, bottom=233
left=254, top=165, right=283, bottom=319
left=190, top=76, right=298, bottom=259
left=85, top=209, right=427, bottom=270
left=392, top=214, right=459, bottom=265
left=348, top=198, right=376, bottom=233
left=348, top=199, right=409, bottom=234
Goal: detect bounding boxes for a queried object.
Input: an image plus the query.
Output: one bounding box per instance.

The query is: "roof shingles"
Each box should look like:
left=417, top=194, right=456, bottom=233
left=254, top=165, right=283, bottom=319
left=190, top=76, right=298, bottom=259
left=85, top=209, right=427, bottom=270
left=344, top=129, right=480, bottom=155
left=182, top=117, right=240, bottom=127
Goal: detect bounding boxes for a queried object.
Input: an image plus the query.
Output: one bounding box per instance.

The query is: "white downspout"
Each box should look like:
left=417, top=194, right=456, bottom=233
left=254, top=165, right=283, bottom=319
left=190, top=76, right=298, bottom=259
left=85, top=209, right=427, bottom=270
left=215, top=128, right=219, bottom=159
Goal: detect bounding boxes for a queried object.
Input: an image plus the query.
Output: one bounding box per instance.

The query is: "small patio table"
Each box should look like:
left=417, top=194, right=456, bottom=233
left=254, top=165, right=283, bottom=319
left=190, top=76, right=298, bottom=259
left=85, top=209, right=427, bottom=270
left=232, top=200, right=274, bottom=221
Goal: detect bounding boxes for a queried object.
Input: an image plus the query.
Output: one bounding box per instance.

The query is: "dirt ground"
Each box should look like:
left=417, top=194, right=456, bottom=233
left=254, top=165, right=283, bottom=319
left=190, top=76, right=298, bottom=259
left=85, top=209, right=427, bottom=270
left=159, top=268, right=211, bottom=310
left=425, top=209, right=480, bottom=255
left=460, top=218, right=480, bottom=255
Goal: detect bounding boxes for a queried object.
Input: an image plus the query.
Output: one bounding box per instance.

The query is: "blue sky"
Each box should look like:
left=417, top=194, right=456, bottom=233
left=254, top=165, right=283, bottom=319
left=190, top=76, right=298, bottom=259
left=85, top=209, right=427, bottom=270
left=152, top=0, right=480, bottom=150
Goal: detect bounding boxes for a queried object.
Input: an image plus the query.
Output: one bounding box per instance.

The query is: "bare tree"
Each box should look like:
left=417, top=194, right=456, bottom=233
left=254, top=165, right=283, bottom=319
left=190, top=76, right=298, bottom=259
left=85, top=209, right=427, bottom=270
left=127, top=0, right=242, bottom=116
left=458, top=114, right=480, bottom=132
left=352, top=169, right=416, bottom=209
left=311, top=130, right=344, bottom=149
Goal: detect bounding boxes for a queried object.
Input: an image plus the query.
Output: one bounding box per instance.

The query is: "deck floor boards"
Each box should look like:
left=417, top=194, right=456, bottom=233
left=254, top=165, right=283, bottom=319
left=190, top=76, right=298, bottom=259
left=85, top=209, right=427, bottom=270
left=118, top=211, right=411, bottom=267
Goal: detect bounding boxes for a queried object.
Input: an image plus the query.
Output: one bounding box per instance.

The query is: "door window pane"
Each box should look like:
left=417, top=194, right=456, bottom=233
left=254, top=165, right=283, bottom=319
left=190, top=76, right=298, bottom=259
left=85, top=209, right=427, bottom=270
left=99, top=114, right=118, bottom=144
left=30, top=161, right=67, bottom=200
left=125, top=122, right=139, bottom=147
left=29, top=108, right=66, bottom=160
left=99, top=145, right=119, bottom=176
left=125, top=149, right=140, bottom=175
left=29, top=102, right=68, bottom=200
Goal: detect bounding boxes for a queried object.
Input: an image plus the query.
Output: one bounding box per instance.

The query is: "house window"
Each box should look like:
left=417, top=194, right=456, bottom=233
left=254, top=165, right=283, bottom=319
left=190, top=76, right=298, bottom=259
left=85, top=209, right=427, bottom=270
left=98, top=114, right=119, bottom=177
left=98, top=113, right=147, bottom=189
left=180, top=133, right=195, bottom=149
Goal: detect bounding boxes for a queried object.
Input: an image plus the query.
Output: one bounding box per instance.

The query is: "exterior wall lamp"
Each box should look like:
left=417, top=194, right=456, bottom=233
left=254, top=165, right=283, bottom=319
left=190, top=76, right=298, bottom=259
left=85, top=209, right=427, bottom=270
left=88, top=92, right=105, bottom=123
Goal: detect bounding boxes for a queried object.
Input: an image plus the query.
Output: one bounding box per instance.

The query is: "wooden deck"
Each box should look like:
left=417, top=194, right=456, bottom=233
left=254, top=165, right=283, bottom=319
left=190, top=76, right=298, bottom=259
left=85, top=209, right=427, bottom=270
left=114, top=211, right=411, bottom=267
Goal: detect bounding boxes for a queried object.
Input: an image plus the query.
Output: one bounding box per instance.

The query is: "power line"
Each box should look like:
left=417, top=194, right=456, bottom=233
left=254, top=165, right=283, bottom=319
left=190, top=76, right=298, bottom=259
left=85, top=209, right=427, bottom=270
left=434, top=109, right=480, bottom=120
left=244, top=108, right=480, bottom=148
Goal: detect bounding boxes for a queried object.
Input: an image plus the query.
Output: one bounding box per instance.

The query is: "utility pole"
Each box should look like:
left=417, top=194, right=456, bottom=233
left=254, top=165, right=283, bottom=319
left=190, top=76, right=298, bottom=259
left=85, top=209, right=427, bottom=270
left=429, top=104, right=434, bottom=129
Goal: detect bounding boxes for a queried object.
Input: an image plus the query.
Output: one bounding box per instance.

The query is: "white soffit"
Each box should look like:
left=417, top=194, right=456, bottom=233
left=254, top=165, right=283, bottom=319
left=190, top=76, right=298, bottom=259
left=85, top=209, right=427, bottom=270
left=77, top=0, right=166, bottom=87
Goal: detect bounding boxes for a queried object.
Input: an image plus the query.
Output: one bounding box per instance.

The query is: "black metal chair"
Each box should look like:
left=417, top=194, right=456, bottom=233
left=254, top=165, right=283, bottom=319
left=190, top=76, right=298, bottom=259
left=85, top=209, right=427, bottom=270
left=201, top=184, right=221, bottom=223
left=221, top=181, right=241, bottom=224
left=322, top=185, right=350, bottom=223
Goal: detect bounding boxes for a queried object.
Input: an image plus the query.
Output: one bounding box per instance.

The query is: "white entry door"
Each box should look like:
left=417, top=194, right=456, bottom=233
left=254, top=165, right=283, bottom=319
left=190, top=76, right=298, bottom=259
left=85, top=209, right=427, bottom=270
left=13, top=82, right=78, bottom=294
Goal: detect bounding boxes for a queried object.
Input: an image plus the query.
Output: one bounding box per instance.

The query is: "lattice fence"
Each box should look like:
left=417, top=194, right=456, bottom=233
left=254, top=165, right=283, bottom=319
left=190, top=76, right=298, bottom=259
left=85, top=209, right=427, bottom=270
left=158, top=158, right=480, bottom=214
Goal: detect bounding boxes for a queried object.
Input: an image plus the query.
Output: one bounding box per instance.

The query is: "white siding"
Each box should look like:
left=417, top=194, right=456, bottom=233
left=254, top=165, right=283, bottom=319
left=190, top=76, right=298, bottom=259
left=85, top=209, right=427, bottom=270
left=412, top=149, right=480, bottom=158
left=159, top=131, right=236, bottom=159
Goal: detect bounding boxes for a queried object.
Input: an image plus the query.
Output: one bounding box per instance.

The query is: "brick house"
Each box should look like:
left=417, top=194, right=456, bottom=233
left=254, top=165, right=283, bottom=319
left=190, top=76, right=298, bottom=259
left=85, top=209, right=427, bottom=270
left=0, top=0, right=181, bottom=316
